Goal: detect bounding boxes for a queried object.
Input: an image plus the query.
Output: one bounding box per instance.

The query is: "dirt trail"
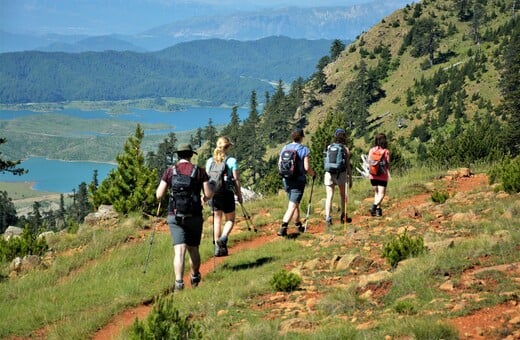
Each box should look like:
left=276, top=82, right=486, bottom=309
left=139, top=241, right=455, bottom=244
left=92, top=173, right=517, bottom=339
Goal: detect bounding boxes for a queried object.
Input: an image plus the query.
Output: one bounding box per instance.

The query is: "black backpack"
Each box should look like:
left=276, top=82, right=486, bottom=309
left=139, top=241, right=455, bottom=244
left=207, top=157, right=233, bottom=193
left=278, top=144, right=302, bottom=178
left=324, top=143, right=347, bottom=174
left=170, top=165, right=200, bottom=216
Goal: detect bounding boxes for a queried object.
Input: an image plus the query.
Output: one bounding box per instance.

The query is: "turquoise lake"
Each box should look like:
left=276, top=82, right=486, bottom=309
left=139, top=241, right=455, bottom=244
left=0, top=106, right=249, bottom=193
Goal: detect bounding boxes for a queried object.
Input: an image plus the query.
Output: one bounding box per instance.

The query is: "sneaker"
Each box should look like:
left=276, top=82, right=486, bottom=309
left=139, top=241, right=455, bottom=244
left=190, top=273, right=201, bottom=287
left=369, top=204, right=377, bottom=216
left=214, top=244, right=221, bottom=256
left=277, top=226, right=288, bottom=237
left=174, top=280, right=184, bottom=292
left=326, top=216, right=333, bottom=226
left=217, top=237, right=228, bottom=256
left=297, top=223, right=305, bottom=233
left=376, top=208, right=383, bottom=217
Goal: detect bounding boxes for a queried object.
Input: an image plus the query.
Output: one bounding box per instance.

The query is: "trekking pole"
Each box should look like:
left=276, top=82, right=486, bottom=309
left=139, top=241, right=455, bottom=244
left=303, top=176, right=315, bottom=232
left=239, top=202, right=257, bottom=232
left=143, top=202, right=161, bottom=274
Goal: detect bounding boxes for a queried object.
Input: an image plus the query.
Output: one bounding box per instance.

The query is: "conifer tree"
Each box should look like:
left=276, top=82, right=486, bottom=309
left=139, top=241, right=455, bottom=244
left=92, top=124, right=157, bottom=215
left=0, top=137, right=26, bottom=175
left=330, top=39, right=346, bottom=61
left=220, top=106, right=241, bottom=145
left=260, top=80, right=291, bottom=146
left=0, top=190, right=17, bottom=234
left=499, top=17, right=520, bottom=156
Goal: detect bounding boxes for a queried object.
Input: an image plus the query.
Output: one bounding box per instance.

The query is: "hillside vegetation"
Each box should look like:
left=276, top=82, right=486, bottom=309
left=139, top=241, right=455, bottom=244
left=0, top=36, right=333, bottom=106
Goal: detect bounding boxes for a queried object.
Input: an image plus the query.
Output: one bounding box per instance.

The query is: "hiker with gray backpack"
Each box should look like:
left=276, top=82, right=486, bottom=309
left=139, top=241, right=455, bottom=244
left=155, top=144, right=213, bottom=292
left=205, top=136, right=243, bottom=257
left=277, top=128, right=315, bottom=236
left=323, top=128, right=353, bottom=226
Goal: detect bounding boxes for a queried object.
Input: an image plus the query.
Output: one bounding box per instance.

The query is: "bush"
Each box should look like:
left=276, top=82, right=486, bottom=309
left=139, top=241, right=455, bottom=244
left=431, top=189, right=449, bottom=203
left=0, top=226, right=48, bottom=263
left=488, top=156, right=520, bottom=194
left=129, top=296, right=202, bottom=339
left=382, top=231, right=427, bottom=268
left=269, top=269, right=302, bottom=292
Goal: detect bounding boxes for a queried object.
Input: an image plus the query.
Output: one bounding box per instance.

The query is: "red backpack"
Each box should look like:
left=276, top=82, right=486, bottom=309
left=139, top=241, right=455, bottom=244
left=369, top=148, right=386, bottom=176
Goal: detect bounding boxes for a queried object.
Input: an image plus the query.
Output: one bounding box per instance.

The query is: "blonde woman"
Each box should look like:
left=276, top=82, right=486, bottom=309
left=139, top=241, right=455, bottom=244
left=205, top=136, right=243, bottom=256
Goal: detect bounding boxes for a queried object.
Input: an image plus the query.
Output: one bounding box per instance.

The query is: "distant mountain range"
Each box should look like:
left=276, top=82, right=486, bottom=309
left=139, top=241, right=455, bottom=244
left=0, top=36, right=335, bottom=105
left=0, top=1, right=410, bottom=52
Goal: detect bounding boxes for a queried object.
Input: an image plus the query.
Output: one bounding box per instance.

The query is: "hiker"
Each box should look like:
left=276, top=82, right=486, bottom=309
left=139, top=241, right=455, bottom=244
left=368, top=133, right=390, bottom=217
left=277, top=128, right=315, bottom=236
left=324, top=128, right=353, bottom=226
left=205, top=136, right=243, bottom=257
left=155, top=143, right=213, bottom=292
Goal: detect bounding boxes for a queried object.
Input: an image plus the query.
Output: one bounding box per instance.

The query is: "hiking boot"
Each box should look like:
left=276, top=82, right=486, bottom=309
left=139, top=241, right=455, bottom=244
left=190, top=272, right=201, bottom=287
left=369, top=204, right=377, bottom=216
left=341, top=213, right=352, bottom=223
left=217, top=237, right=228, bottom=256
left=174, top=280, right=184, bottom=292
left=326, top=216, right=333, bottom=226
left=375, top=208, right=383, bottom=217
left=297, top=223, right=305, bottom=233
left=277, top=226, right=288, bottom=237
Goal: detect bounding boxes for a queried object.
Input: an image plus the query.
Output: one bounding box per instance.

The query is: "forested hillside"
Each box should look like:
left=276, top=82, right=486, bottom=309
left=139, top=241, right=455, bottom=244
left=303, top=0, right=519, bottom=174
left=0, top=37, right=333, bottom=105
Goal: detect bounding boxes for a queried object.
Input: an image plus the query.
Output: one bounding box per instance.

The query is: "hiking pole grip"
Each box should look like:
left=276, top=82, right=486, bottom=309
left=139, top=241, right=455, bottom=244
left=143, top=201, right=161, bottom=274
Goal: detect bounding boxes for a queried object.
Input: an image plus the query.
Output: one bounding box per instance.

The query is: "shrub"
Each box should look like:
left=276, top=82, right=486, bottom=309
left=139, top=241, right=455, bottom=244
left=0, top=226, right=48, bottom=263
left=269, top=269, right=302, bottom=292
left=129, top=296, right=202, bottom=339
left=382, top=231, right=427, bottom=268
left=431, top=190, right=449, bottom=203
left=488, top=156, right=520, bottom=194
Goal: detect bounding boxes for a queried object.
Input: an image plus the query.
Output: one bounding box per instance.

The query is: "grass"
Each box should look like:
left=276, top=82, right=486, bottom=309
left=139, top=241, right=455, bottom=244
left=1, top=166, right=519, bottom=339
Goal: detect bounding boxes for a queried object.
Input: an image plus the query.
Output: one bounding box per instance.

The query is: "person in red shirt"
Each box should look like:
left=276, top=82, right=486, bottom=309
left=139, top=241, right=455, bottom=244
left=156, top=144, right=213, bottom=292
left=368, top=133, right=390, bottom=217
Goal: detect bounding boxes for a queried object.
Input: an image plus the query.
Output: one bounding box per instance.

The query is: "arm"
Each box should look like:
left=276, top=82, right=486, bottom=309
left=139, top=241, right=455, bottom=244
left=232, top=169, right=243, bottom=203
left=156, top=180, right=168, bottom=199
left=202, top=181, right=214, bottom=203
left=303, top=155, right=315, bottom=178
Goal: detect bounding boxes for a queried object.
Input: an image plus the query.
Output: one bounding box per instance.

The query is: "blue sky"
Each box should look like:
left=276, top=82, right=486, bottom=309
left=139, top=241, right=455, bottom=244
left=0, top=0, right=399, bottom=36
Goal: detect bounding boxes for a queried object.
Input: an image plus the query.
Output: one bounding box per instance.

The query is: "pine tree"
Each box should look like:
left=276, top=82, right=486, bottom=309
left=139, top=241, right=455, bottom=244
left=0, top=137, right=26, bottom=176
left=330, top=39, right=346, bottom=61
left=0, top=190, right=18, bottom=234
left=499, top=17, right=520, bottom=156
left=92, top=124, right=157, bottom=215
left=220, top=106, right=241, bottom=145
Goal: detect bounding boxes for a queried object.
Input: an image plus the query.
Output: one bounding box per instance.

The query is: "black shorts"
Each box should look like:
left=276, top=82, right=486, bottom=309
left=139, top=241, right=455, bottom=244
left=209, top=189, right=236, bottom=213
left=370, top=179, right=388, bottom=187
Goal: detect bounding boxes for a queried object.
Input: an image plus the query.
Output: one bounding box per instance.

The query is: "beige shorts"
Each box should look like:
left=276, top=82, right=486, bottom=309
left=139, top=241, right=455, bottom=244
left=324, top=171, right=347, bottom=186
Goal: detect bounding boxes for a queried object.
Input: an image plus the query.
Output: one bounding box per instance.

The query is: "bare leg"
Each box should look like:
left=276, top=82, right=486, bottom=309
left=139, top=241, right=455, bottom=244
left=186, top=245, right=200, bottom=276
left=282, top=201, right=298, bottom=223
left=221, top=211, right=236, bottom=238
left=374, top=185, right=386, bottom=207
left=213, top=210, right=223, bottom=241
left=325, top=185, right=334, bottom=218
left=173, top=243, right=187, bottom=281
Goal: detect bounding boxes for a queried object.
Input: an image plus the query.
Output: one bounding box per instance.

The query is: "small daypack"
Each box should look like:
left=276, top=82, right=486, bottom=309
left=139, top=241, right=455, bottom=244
left=207, top=157, right=233, bottom=193
left=369, top=148, right=386, bottom=176
left=278, top=144, right=302, bottom=178
left=324, top=143, right=347, bottom=174
left=170, top=165, right=200, bottom=216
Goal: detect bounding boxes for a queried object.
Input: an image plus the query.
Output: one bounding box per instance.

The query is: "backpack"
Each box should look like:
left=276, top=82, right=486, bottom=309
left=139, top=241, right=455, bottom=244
left=369, top=148, right=386, bottom=176
left=170, top=165, right=200, bottom=216
left=324, top=143, right=347, bottom=174
left=278, top=144, right=302, bottom=178
left=207, top=157, right=233, bottom=193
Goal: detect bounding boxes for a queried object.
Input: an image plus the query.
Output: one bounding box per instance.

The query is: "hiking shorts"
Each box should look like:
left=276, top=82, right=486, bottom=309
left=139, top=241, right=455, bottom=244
left=209, top=189, right=236, bottom=213
left=167, top=215, right=203, bottom=246
left=324, top=171, right=347, bottom=186
left=370, top=179, right=388, bottom=188
left=283, top=177, right=306, bottom=204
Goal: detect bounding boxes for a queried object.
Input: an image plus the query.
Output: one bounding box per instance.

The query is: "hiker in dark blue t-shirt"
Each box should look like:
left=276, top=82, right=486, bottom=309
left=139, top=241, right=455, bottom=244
left=277, top=128, right=315, bottom=236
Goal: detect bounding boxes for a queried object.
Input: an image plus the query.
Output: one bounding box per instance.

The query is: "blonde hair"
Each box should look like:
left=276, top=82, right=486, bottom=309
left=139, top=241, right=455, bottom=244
left=213, top=136, right=233, bottom=163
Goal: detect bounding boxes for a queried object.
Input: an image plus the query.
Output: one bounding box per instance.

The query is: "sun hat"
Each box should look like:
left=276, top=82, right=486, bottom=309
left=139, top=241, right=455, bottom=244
left=175, top=143, right=197, bottom=154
